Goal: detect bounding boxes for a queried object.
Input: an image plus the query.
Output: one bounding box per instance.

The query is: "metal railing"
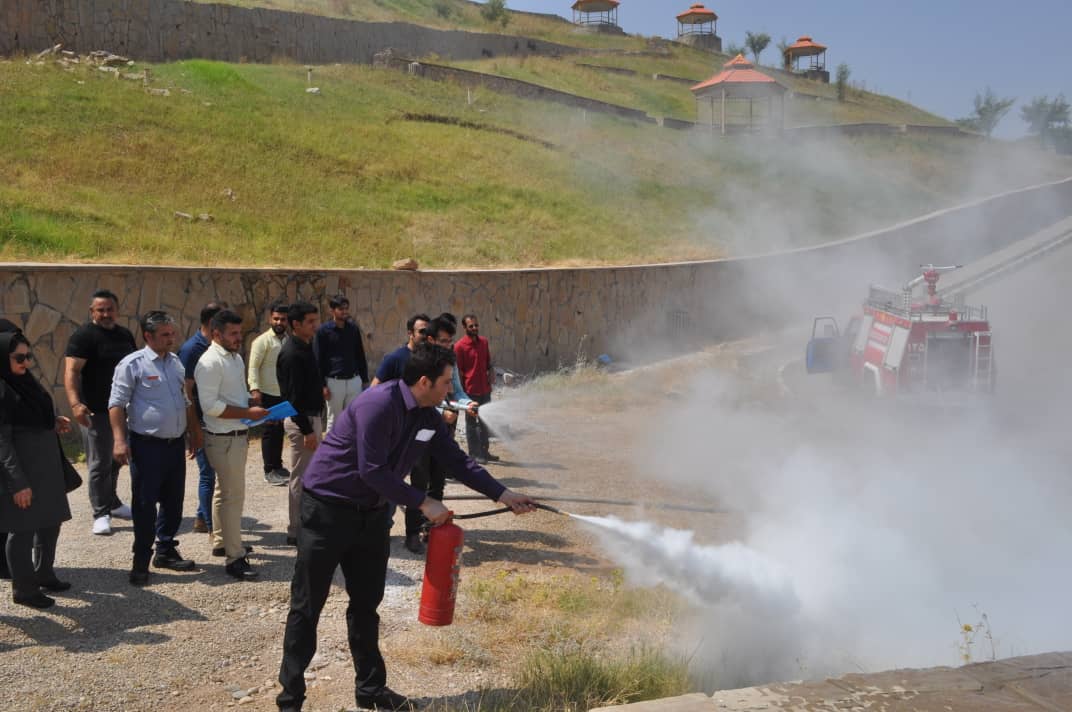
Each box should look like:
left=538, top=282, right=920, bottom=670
left=866, top=286, right=987, bottom=321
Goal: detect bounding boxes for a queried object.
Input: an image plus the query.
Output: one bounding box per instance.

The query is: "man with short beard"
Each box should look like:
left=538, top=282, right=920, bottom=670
left=276, top=301, right=324, bottom=547
left=453, top=313, right=496, bottom=464
left=195, top=310, right=268, bottom=581
left=64, top=290, right=137, bottom=535
left=249, top=299, right=290, bottom=486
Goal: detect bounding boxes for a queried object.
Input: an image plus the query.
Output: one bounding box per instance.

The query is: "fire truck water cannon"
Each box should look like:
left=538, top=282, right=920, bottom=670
left=902, top=264, right=962, bottom=309
left=806, top=264, right=994, bottom=397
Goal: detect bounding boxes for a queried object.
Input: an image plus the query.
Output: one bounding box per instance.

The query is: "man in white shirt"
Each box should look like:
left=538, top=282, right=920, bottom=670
left=194, top=310, right=268, bottom=581
left=248, top=299, right=289, bottom=487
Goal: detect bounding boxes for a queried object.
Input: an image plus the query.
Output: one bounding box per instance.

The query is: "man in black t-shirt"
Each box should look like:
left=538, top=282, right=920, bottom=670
left=64, top=290, right=137, bottom=536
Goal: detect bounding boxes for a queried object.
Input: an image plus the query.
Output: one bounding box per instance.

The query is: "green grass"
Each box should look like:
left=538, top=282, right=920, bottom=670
left=1, top=58, right=1068, bottom=268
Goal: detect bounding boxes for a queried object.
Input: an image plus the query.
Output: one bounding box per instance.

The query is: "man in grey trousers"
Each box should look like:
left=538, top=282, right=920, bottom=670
left=64, top=289, right=137, bottom=536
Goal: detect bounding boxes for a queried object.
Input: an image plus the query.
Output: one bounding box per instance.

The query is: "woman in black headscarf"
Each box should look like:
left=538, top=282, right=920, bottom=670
left=0, top=331, right=74, bottom=609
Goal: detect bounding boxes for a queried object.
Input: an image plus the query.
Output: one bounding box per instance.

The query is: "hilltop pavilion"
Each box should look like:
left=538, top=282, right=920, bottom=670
left=676, top=4, right=721, bottom=52
left=571, top=0, right=620, bottom=31
left=783, top=36, right=829, bottom=83
left=690, top=54, right=788, bottom=134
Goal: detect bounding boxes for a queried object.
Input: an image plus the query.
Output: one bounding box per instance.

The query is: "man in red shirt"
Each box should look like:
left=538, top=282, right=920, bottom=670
left=453, top=314, right=497, bottom=464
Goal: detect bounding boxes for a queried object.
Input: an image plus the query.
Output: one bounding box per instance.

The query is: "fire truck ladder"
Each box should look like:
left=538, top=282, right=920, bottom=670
left=972, top=331, right=993, bottom=392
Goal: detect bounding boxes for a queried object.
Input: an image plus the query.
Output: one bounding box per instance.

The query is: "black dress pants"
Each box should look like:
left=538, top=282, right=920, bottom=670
left=465, top=394, right=492, bottom=459
left=277, top=491, right=391, bottom=710
left=404, top=452, right=435, bottom=537
left=260, top=393, right=285, bottom=474
left=5, top=525, right=60, bottom=599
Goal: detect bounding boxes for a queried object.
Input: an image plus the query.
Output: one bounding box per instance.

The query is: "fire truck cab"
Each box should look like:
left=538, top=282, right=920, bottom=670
left=806, top=266, right=995, bottom=397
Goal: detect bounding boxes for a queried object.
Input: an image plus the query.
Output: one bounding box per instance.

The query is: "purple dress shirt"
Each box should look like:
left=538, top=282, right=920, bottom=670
left=302, top=380, right=505, bottom=509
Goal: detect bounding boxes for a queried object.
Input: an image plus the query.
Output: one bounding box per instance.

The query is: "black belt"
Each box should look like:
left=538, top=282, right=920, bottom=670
left=304, top=488, right=387, bottom=512
left=328, top=374, right=357, bottom=381
left=130, top=431, right=185, bottom=445
left=206, top=430, right=248, bottom=437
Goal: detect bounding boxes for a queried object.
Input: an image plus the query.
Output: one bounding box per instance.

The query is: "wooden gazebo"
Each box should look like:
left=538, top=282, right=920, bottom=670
left=571, top=0, right=619, bottom=29
left=783, top=36, right=829, bottom=83
left=676, top=3, right=721, bottom=52
left=690, top=54, right=788, bottom=134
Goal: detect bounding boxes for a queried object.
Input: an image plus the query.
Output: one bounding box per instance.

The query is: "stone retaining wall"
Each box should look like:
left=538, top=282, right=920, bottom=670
left=0, top=0, right=579, bottom=64
left=3, top=178, right=1070, bottom=414
left=381, top=54, right=655, bottom=124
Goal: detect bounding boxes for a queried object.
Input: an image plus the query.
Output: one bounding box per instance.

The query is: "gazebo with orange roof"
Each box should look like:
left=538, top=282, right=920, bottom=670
left=783, top=35, right=829, bottom=83
left=571, top=0, right=620, bottom=30
left=676, top=3, right=721, bottom=52
left=690, top=54, right=788, bottom=134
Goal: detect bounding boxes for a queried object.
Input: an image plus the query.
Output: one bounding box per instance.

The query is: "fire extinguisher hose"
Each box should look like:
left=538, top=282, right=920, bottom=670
left=450, top=502, right=566, bottom=520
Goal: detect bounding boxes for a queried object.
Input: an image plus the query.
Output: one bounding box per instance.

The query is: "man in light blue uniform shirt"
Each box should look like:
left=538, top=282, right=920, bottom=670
left=109, top=311, right=202, bottom=586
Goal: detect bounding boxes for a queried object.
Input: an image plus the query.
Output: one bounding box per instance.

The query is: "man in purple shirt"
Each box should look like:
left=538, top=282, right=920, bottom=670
left=276, top=343, right=535, bottom=712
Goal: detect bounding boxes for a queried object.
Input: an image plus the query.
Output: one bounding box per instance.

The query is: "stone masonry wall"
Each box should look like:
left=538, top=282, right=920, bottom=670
left=2, top=178, right=1070, bottom=415
left=0, top=0, right=579, bottom=64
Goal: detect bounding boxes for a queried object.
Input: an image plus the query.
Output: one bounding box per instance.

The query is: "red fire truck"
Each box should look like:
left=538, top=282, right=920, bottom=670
left=806, top=266, right=994, bottom=396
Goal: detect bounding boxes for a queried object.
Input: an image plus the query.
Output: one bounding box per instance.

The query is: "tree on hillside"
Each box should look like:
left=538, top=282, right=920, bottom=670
left=480, top=0, right=510, bottom=27
left=835, top=63, right=851, bottom=102
left=955, top=87, right=1015, bottom=136
left=724, top=41, right=746, bottom=58
left=745, top=31, right=771, bottom=65
left=1021, top=95, right=1071, bottom=148
left=776, top=36, right=791, bottom=68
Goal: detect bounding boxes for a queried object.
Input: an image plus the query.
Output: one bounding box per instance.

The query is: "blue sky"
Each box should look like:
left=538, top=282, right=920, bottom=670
left=504, top=0, right=1071, bottom=137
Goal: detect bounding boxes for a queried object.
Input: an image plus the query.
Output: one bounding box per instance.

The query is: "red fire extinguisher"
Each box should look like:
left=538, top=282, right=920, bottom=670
left=418, top=515, right=464, bottom=626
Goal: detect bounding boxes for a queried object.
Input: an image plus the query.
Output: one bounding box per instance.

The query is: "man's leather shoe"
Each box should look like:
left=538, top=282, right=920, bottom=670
left=13, top=591, right=55, bottom=609
left=38, top=579, right=72, bottom=592
left=356, top=687, right=415, bottom=710
left=286, top=536, right=298, bottom=546
left=153, top=550, right=196, bottom=571
left=129, top=569, right=150, bottom=587
left=212, top=544, right=253, bottom=557
left=224, top=557, right=259, bottom=581
left=485, top=453, right=500, bottom=462
left=403, top=534, right=424, bottom=555
left=192, top=515, right=208, bottom=533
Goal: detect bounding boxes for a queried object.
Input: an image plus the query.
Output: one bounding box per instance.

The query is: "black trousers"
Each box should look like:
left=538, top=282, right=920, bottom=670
left=465, top=393, right=492, bottom=459
left=404, top=452, right=445, bottom=537
left=5, top=525, right=60, bottom=599
left=277, top=491, right=392, bottom=709
left=260, top=393, right=285, bottom=474
left=128, top=433, right=186, bottom=568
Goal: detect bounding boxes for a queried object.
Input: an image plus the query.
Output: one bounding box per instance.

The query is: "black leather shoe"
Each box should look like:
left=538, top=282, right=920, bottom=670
left=356, top=687, right=416, bottom=710
left=403, top=534, right=425, bottom=555
left=286, top=536, right=298, bottom=546
left=13, top=591, right=55, bottom=609
left=38, top=579, right=72, bottom=592
left=129, top=569, right=150, bottom=586
left=153, top=550, right=196, bottom=571
left=485, top=453, right=500, bottom=462
left=224, top=557, right=259, bottom=581
left=212, top=544, right=253, bottom=557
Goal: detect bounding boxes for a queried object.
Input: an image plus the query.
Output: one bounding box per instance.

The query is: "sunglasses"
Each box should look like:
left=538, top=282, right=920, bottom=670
left=12, top=353, right=34, bottom=364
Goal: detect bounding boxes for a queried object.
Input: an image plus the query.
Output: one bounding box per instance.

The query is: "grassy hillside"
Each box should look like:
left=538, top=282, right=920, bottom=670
left=190, top=0, right=646, bottom=49
left=0, top=58, right=1068, bottom=268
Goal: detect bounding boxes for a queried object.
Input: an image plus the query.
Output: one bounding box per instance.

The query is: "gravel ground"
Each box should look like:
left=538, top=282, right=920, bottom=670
left=0, top=356, right=732, bottom=712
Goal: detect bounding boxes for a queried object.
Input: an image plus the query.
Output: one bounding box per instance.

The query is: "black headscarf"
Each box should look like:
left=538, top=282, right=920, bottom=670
left=0, top=331, right=56, bottom=429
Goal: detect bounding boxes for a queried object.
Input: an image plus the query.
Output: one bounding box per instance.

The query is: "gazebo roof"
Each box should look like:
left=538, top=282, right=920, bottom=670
left=785, top=36, right=827, bottom=58
left=572, top=0, right=619, bottom=11
left=677, top=3, right=717, bottom=23
left=691, top=54, right=787, bottom=97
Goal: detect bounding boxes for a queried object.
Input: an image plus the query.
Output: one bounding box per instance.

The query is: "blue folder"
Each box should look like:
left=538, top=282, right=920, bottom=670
left=241, top=400, right=298, bottom=427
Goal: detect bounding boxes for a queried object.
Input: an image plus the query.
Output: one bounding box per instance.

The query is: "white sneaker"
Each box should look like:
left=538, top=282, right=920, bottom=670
left=92, top=515, right=112, bottom=536
left=110, top=504, right=132, bottom=519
